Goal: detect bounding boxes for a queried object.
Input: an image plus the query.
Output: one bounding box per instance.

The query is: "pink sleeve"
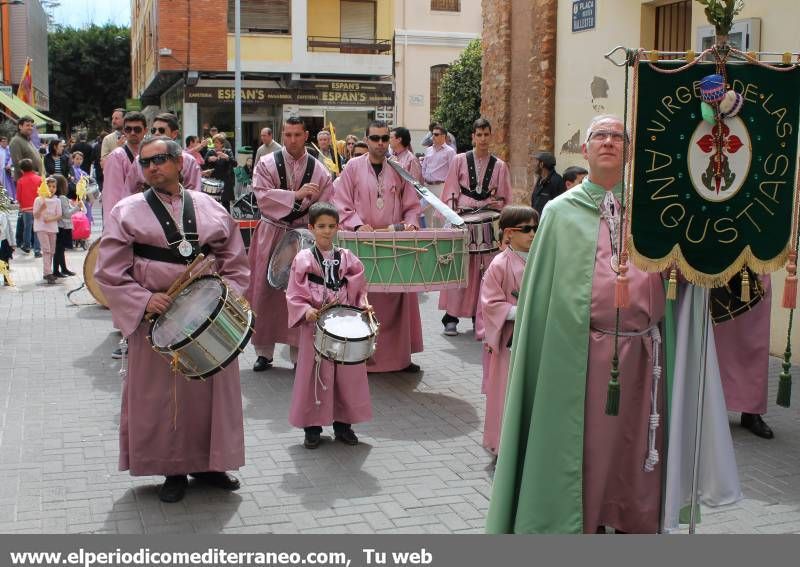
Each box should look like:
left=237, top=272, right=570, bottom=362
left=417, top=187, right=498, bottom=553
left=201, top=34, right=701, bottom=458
left=495, top=161, right=513, bottom=205
left=101, top=152, right=125, bottom=219
left=400, top=179, right=422, bottom=226
left=480, top=257, right=513, bottom=352
left=332, top=164, right=364, bottom=230
left=94, top=207, right=153, bottom=337
left=33, top=197, right=44, bottom=218
left=285, top=252, right=317, bottom=329
left=441, top=155, right=461, bottom=210
left=205, top=202, right=251, bottom=296
left=252, top=155, right=296, bottom=220
left=341, top=249, right=368, bottom=307
left=182, top=154, right=202, bottom=191
left=313, top=166, right=334, bottom=204
left=409, top=155, right=423, bottom=184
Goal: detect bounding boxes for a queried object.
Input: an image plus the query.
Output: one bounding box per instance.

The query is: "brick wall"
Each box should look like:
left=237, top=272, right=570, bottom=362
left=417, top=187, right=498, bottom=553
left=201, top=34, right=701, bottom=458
left=157, top=0, right=227, bottom=72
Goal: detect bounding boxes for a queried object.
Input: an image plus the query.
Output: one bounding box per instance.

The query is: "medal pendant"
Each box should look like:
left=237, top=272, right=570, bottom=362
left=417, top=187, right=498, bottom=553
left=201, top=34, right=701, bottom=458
left=178, top=239, right=193, bottom=257
left=376, top=196, right=384, bottom=210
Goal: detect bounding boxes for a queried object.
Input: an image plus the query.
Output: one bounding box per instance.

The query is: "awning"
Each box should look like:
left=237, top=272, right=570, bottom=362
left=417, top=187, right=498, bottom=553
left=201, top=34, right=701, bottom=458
left=0, top=90, right=60, bottom=130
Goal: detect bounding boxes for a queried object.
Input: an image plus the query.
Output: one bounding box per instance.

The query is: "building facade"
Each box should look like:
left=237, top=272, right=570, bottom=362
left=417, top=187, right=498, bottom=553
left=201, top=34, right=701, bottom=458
left=131, top=0, right=394, bottom=149
left=394, top=0, right=481, bottom=146
left=481, top=0, right=799, bottom=359
left=5, top=0, right=49, bottom=111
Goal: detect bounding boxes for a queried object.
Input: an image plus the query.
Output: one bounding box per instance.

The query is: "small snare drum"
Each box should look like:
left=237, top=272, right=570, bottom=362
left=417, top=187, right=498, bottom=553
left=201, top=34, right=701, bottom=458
left=460, top=209, right=501, bottom=254
left=314, top=305, right=379, bottom=365
left=201, top=178, right=225, bottom=201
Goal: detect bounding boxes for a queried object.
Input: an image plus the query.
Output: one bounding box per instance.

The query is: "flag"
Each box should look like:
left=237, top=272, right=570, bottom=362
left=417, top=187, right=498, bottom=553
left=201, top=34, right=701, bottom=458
left=17, top=58, right=33, bottom=105
left=328, top=122, right=340, bottom=174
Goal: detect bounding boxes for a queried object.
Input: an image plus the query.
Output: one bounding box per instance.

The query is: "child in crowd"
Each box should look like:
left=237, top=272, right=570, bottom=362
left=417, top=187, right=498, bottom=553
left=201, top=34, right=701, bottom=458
left=70, top=151, right=93, bottom=223
left=15, top=159, right=42, bottom=256
left=479, top=205, right=538, bottom=456
left=285, top=201, right=373, bottom=449
left=33, top=177, right=62, bottom=284
left=52, top=174, right=81, bottom=277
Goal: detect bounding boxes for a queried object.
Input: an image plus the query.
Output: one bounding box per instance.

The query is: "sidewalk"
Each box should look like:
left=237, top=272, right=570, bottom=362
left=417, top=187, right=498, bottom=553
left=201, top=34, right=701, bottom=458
left=0, top=211, right=798, bottom=534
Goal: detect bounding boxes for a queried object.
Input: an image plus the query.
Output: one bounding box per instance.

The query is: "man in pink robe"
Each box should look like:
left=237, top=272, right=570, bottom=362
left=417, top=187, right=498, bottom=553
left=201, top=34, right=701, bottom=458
left=286, top=202, right=372, bottom=448
left=714, top=277, right=774, bottom=438
left=333, top=120, right=424, bottom=373
left=101, top=112, right=148, bottom=222
left=150, top=112, right=203, bottom=192
left=95, top=137, right=250, bottom=503
left=390, top=126, right=422, bottom=183
left=438, top=118, right=512, bottom=336
left=246, top=116, right=333, bottom=372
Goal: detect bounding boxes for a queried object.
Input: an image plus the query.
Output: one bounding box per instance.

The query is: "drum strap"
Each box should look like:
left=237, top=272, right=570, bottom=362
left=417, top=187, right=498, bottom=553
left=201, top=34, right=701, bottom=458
left=275, top=151, right=317, bottom=223
left=123, top=145, right=135, bottom=164
left=141, top=188, right=202, bottom=264
left=309, top=246, right=347, bottom=291
left=133, top=242, right=211, bottom=264
left=460, top=151, right=497, bottom=200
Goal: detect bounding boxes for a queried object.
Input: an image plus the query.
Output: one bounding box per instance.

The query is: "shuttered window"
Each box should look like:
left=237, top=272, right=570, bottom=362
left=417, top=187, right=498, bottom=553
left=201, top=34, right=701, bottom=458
left=430, top=64, right=449, bottom=118
left=431, top=0, right=460, bottom=12
left=341, top=1, right=375, bottom=40
left=228, top=0, right=291, bottom=34
left=655, top=0, right=691, bottom=55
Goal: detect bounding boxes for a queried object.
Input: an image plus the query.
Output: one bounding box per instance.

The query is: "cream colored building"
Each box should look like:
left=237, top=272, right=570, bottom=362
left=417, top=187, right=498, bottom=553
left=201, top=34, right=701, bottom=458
left=394, top=0, right=481, bottom=147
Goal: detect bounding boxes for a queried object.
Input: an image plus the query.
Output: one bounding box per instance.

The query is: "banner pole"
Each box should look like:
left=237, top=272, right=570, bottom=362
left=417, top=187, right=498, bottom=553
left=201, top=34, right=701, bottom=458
left=688, top=287, right=711, bottom=534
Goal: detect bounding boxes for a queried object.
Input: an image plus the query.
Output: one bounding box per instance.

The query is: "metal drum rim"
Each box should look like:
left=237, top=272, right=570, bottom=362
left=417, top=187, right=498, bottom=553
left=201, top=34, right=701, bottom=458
left=181, top=312, right=256, bottom=379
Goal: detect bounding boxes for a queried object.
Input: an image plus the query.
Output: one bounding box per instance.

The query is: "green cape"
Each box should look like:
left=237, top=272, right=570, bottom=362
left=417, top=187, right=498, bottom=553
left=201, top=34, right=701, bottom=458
left=485, top=180, right=622, bottom=533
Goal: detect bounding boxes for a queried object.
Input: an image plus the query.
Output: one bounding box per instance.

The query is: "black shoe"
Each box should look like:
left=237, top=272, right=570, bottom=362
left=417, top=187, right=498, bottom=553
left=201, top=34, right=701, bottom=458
left=304, top=431, right=321, bottom=449
left=741, top=413, right=774, bottom=439
left=335, top=428, right=359, bottom=445
left=189, top=471, right=240, bottom=491
left=111, top=347, right=123, bottom=359
left=44, top=274, right=57, bottom=284
left=34, top=252, right=42, bottom=258
left=20, top=246, right=30, bottom=254
left=62, top=269, right=76, bottom=276
left=54, top=272, right=67, bottom=278
left=402, top=362, right=421, bottom=373
left=158, top=475, right=188, bottom=503
left=253, top=356, right=273, bottom=372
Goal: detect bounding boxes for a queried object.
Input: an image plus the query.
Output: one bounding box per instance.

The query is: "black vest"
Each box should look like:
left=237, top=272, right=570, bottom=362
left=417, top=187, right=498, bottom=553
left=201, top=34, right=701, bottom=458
left=274, top=151, right=316, bottom=223
left=459, top=150, right=497, bottom=200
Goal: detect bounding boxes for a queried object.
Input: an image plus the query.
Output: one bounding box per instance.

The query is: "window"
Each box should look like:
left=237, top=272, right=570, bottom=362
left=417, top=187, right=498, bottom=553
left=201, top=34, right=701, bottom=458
left=430, top=64, right=449, bottom=117
left=431, top=0, right=460, bottom=11
left=228, top=0, right=290, bottom=34
left=654, top=1, right=691, bottom=55
left=341, top=1, right=375, bottom=40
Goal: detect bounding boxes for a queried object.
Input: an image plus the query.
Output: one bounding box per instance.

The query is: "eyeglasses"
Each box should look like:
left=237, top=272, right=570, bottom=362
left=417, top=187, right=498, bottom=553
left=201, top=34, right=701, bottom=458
left=368, top=134, right=390, bottom=143
left=138, top=153, right=173, bottom=167
left=124, top=125, right=144, bottom=134
left=150, top=127, right=168, bottom=135
left=509, top=224, right=537, bottom=234
left=588, top=130, right=626, bottom=144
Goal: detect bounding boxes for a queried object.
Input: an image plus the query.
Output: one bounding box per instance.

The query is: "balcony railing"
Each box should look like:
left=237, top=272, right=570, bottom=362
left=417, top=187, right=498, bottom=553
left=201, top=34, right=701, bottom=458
left=307, top=36, right=392, bottom=55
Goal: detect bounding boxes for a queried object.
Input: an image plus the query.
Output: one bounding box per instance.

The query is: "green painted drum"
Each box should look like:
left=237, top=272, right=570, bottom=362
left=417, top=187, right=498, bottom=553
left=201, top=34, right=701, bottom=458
left=335, top=229, right=469, bottom=292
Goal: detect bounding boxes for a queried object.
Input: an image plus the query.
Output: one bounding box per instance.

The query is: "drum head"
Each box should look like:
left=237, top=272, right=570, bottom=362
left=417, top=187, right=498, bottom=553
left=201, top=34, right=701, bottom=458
left=267, top=228, right=315, bottom=290
left=83, top=240, right=109, bottom=307
left=318, top=306, right=373, bottom=340
left=710, top=269, right=764, bottom=324
left=151, top=276, right=225, bottom=349
left=460, top=209, right=501, bottom=224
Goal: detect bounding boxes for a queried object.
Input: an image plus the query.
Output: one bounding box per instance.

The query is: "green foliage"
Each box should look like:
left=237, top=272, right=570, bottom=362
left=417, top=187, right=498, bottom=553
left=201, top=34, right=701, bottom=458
left=48, top=24, right=131, bottom=136
left=695, top=0, right=745, bottom=36
left=432, top=39, right=482, bottom=152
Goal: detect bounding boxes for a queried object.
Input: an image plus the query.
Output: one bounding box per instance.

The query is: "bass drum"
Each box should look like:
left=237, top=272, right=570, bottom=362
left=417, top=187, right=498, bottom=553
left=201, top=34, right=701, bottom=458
left=710, top=268, right=764, bottom=324
left=83, top=239, right=109, bottom=307
left=267, top=228, right=315, bottom=290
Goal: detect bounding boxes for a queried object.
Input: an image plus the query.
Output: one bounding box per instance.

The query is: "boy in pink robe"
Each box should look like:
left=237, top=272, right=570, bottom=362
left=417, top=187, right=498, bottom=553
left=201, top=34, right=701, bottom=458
left=479, top=206, right=537, bottom=455
left=438, top=118, right=512, bottom=336
left=333, top=120, right=424, bottom=373
left=95, top=137, right=250, bottom=503
left=286, top=202, right=373, bottom=449
left=101, top=112, right=148, bottom=222
left=246, top=117, right=333, bottom=372
left=714, top=277, right=774, bottom=438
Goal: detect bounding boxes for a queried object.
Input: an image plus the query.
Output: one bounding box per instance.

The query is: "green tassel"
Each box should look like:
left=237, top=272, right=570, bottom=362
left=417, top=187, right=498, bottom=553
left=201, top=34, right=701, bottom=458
left=777, top=349, right=792, bottom=408
left=606, top=356, right=620, bottom=416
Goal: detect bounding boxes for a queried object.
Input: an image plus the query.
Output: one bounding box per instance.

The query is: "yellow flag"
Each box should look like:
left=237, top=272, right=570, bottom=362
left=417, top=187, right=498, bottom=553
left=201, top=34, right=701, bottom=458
left=328, top=122, right=340, bottom=174
left=76, top=176, right=88, bottom=201
left=37, top=177, right=50, bottom=198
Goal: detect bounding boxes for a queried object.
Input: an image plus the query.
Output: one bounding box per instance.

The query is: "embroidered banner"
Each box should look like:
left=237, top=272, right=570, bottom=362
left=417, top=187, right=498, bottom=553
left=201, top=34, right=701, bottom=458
left=629, top=61, right=800, bottom=286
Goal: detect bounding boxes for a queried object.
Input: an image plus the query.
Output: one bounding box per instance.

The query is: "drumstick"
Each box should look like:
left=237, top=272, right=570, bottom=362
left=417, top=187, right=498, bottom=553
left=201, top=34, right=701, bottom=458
left=165, top=254, right=206, bottom=297
left=368, top=242, right=428, bottom=253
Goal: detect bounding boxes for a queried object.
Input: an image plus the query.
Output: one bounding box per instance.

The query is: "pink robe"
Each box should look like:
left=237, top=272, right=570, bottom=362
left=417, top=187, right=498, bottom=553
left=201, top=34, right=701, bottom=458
left=286, top=247, right=372, bottom=427
left=95, top=190, right=250, bottom=476
left=333, top=155, right=424, bottom=372
left=180, top=150, right=203, bottom=192
left=714, top=277, right=771, bottom=414
left=583, top=218, right=665, bottom=534
left=438, top=153, right=512, bottom=318
left=101, top=145, right=144, bottom=222
left=393, top=148, right=423, bottom=183
left=480, top=248, right=526, bottom=455
left=245, top=149, right=333, bottom=352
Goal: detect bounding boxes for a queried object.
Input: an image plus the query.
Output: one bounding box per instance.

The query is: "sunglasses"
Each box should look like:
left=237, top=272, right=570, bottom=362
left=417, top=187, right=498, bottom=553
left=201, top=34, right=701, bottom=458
left=150, top=127, right=168, bottom=135
left=138, top=153, right=173, bottom=167
left=509, top=224, right=537, bottom=234
left=124, top=125, right=144, bottom=134
left=367, top=134, right=390, bottom=143
left=432, top=132, right=444, bottom=137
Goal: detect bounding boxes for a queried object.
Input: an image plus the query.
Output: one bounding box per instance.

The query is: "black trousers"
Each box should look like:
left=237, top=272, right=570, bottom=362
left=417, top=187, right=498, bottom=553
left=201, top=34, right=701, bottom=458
left=52, top=227, right=72, bottom=274
left=304, top=422, right=351, bottom=435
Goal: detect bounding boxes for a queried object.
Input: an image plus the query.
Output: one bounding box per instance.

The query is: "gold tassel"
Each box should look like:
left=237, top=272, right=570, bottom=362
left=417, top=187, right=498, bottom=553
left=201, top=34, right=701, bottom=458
left=666, top=267, right=678, bottom=301
left=740, top=269, right=750, bottom=303
left=783, top=252, right=797, bottom=309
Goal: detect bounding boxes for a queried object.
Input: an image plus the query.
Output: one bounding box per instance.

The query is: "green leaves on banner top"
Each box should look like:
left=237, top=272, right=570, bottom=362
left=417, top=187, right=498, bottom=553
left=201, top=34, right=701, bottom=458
left=630, top=61, right=800, bottom=286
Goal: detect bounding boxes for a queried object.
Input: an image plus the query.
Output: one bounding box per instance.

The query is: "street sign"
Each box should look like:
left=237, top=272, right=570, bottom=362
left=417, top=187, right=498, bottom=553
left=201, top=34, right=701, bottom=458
left=572, top=0, right=596, bottom=33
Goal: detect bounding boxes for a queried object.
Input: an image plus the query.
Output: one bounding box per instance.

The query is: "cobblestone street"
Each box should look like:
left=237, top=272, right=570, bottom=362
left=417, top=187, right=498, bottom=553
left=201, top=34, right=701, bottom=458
left=0, top=215, right=798, bottom=534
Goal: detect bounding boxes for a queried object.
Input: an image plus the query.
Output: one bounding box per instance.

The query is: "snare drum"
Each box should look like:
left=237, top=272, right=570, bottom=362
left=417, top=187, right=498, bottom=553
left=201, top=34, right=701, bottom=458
left=148, top=274, right=255, bottom=379
left=460, top=209, right=501, bottom=254
left=267, top=228, right=315, bottom=290
left=201, top=178, right=225, bottom=201
left=83, top=239, right=109, bottom=307
left=314, top=305, right=379, bottom=364
left=335, top=229, right=468, bottom=292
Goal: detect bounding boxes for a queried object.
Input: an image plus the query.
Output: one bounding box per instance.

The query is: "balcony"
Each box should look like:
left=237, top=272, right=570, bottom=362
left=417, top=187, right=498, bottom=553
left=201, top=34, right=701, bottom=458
left=307, top=36, right=392, bottom=55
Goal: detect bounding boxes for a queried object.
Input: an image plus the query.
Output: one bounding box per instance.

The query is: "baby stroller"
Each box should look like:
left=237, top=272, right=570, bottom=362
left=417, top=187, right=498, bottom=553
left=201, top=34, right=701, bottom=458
left=71, top=210, right=91, bottom=250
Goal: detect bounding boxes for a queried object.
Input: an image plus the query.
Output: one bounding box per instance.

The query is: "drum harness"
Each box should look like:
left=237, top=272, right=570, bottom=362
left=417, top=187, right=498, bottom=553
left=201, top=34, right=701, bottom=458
left=262, top=151, right=317, bottom=227
left=458, top=150, right=497, bottom=202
